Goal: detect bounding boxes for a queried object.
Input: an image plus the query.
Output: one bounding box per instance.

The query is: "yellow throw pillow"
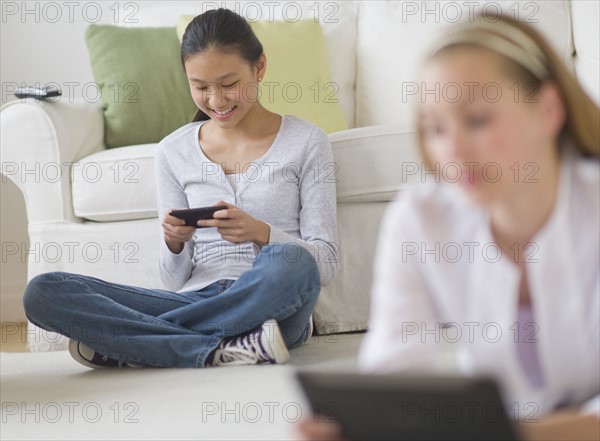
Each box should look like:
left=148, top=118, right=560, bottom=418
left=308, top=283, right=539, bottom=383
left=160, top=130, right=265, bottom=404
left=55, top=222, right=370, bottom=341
left=177, top=15, right=347, bottom=134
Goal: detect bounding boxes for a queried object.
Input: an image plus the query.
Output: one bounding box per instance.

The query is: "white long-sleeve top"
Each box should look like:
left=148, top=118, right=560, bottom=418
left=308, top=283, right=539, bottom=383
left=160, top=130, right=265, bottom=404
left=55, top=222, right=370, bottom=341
left=154, top=115, right=339, bottom=293
left=358, top=144, right=600, bottom=420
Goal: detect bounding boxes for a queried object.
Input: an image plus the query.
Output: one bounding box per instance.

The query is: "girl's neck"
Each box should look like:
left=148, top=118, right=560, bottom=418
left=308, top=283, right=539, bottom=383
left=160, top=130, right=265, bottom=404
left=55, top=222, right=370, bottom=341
left=489, top=147, right=561, bottom=248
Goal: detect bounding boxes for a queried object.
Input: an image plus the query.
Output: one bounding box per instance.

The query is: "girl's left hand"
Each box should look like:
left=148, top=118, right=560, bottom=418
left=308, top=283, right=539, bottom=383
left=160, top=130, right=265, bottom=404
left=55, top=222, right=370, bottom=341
left=198, top=200, right=270, bottom=246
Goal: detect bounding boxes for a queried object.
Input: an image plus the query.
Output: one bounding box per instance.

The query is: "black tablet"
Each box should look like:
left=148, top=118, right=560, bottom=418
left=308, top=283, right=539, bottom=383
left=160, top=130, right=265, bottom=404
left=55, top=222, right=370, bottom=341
left=296, top=371, right=522, bottom=441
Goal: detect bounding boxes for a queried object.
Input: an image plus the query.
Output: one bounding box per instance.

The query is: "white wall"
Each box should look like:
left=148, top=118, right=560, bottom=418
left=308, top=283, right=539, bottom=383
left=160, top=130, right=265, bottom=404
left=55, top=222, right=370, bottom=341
left=572, top=0, right=600, bottom=106
left=0, top=2, right=143, bottom=104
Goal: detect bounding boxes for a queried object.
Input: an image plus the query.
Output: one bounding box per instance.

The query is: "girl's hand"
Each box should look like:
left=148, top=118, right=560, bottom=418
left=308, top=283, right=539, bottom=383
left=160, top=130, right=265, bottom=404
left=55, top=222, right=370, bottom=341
left=296, top=418, right=347, bottom=441
left=518, top=411, right=600, bottom=441
left=161, top=209, right=196, bottom=254
left=198, top=200, right=270, bottom=246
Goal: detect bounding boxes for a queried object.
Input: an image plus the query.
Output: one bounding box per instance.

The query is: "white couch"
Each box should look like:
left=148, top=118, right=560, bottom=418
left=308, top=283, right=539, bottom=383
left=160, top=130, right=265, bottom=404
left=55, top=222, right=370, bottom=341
left=1, top=1, right=598, bottom=352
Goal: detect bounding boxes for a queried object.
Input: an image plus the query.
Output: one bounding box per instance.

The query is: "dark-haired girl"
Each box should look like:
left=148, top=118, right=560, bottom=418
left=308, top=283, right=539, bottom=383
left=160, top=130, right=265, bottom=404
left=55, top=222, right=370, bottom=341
left=23, top=8, right=339, bottom=369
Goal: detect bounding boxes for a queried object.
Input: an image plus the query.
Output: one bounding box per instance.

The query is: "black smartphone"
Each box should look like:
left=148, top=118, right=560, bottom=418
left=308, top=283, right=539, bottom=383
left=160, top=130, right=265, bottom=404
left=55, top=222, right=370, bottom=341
left=169, top=206, right=228, bottom=228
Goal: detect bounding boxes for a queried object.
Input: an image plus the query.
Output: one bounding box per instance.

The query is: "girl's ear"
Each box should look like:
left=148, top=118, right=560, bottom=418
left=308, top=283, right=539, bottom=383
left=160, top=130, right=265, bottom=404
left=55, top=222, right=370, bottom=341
left=256, top=53, right=267, bottom=81
left=539, top=80, right=566, bottom=139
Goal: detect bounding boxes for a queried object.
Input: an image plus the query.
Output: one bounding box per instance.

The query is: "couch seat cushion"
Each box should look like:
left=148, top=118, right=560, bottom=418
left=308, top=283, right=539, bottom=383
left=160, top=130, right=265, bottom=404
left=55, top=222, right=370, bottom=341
left=72, top=144, right=158, bottom=222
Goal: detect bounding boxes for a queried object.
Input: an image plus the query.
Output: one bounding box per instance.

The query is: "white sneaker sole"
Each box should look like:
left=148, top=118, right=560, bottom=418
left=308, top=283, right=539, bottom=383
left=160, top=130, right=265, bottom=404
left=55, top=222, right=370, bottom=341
left=306, top=314, right=314, bottom=341
left=68, top=339, right=144, bottom=368
left=262, top=319, right=290, bottom=364
left=69, top=339, right=103, bottom=369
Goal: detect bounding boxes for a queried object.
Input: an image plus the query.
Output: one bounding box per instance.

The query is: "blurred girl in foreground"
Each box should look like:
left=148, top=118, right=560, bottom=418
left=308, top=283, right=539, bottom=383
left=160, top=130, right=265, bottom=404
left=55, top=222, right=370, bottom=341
left=298, top=12, right=599, bottom=441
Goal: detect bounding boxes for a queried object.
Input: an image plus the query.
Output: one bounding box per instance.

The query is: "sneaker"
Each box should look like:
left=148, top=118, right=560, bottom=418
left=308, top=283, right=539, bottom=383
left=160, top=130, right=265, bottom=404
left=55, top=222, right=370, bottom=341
left=305, top=314, right=314, bottom=342
left=69, top=339, right=144, bottom=369
left=208, top=319, right=290, bottom=367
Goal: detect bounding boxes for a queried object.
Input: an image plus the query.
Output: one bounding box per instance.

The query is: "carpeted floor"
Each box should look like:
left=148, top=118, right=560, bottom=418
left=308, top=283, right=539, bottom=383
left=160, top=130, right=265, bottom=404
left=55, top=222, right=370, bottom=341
left=1, top=332, right=365, bottom=441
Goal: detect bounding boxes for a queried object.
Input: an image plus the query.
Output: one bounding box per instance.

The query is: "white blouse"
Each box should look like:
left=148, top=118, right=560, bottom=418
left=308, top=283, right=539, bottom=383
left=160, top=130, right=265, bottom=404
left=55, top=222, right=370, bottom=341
left=357, top=144, right=600, bottom=420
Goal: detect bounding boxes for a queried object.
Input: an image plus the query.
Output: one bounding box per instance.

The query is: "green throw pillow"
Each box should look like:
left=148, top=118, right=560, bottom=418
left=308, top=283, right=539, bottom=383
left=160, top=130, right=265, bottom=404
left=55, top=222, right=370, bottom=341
left=85, top=25, right=197, bottom=149
left=176, top=16, right=348, bottom=134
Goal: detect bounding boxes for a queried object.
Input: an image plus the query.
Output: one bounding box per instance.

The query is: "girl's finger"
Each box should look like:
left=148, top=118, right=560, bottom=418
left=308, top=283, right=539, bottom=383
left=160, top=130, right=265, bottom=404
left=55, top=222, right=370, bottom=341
left=213, top=208, right=232, bottom=218
left=214, top=200, right=235, bottom=209
left=198, top=219, right=219, bottom=227
left=296, top=419, right=346, bottom=441
left=220, top=235, right=242, bottom=243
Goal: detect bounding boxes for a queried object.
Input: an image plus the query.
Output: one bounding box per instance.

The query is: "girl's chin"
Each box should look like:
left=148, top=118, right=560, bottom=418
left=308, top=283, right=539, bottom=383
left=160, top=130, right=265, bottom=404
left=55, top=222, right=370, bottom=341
left=454, top=184, right=496, bottom=205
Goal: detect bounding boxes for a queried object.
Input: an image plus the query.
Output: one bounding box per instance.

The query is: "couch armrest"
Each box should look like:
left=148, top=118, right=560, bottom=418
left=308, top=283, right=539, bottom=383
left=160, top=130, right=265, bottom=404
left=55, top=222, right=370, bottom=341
left=1, top=99, right=105, bottom=224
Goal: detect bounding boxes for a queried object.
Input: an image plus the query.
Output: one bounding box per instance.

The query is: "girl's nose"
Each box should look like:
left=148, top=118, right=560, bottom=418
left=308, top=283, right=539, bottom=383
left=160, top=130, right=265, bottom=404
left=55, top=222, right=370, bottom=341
left=447, top=129, right=472, bottom=162
left=206, top=87, right=227, bottom=109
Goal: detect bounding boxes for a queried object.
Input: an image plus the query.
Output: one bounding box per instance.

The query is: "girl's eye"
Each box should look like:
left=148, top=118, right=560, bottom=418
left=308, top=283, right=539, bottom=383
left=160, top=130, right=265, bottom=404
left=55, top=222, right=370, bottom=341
left=466, top=114, right=490, bottom=129
left=223, top=82, right=238, bottom=89
left=195, top=86, right=208, bottom=91
left=423, top=123, right=445, bottom=136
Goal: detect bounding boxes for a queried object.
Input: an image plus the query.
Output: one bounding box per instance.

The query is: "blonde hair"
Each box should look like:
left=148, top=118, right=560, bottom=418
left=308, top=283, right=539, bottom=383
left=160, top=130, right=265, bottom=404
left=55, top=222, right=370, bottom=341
left=416, top=12, right=600, bottom=160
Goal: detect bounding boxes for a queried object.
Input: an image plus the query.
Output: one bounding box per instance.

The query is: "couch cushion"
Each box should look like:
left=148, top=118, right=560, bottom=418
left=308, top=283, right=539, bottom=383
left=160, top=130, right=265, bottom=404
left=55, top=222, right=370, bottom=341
left=356, top=1, right=576, bottom=127
left=72, top=144, right=158, bottom=221
left=85, top=25, right=197, bottom=149
left=331, top=124, right=422, bottom=203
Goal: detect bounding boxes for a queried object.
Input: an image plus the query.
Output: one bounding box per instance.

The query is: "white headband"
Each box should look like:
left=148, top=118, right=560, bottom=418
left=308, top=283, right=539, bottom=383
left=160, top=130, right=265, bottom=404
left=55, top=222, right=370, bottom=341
left=425, top=16, right=550, bottom=80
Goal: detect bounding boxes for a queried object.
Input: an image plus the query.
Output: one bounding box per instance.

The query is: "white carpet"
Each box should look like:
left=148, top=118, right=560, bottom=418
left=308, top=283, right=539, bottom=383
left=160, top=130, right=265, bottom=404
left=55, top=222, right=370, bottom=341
left=1, top=332, right=365, bottom=441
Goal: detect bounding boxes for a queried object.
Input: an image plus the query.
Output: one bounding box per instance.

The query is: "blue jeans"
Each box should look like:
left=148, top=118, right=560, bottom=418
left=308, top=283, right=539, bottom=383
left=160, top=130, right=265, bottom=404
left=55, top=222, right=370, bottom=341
left=22, top=243, right=320, bottom=368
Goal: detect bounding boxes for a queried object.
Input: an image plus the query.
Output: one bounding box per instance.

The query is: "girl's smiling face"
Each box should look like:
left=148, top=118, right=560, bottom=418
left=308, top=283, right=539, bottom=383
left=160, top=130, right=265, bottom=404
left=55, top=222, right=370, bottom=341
left=418, top=47, right=564, bottom=206
left=184, top=48, right=266, bottom=127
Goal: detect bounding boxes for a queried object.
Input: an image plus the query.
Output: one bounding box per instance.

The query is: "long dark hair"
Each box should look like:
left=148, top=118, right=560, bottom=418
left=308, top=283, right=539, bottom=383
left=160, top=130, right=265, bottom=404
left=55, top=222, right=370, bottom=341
left=180, top=8, right=264, bottom=122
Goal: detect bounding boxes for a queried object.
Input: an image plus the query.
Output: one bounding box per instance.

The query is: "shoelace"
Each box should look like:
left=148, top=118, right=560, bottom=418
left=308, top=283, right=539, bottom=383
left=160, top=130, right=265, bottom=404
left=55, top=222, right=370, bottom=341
left=213, top=328, right=272, bottom=366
